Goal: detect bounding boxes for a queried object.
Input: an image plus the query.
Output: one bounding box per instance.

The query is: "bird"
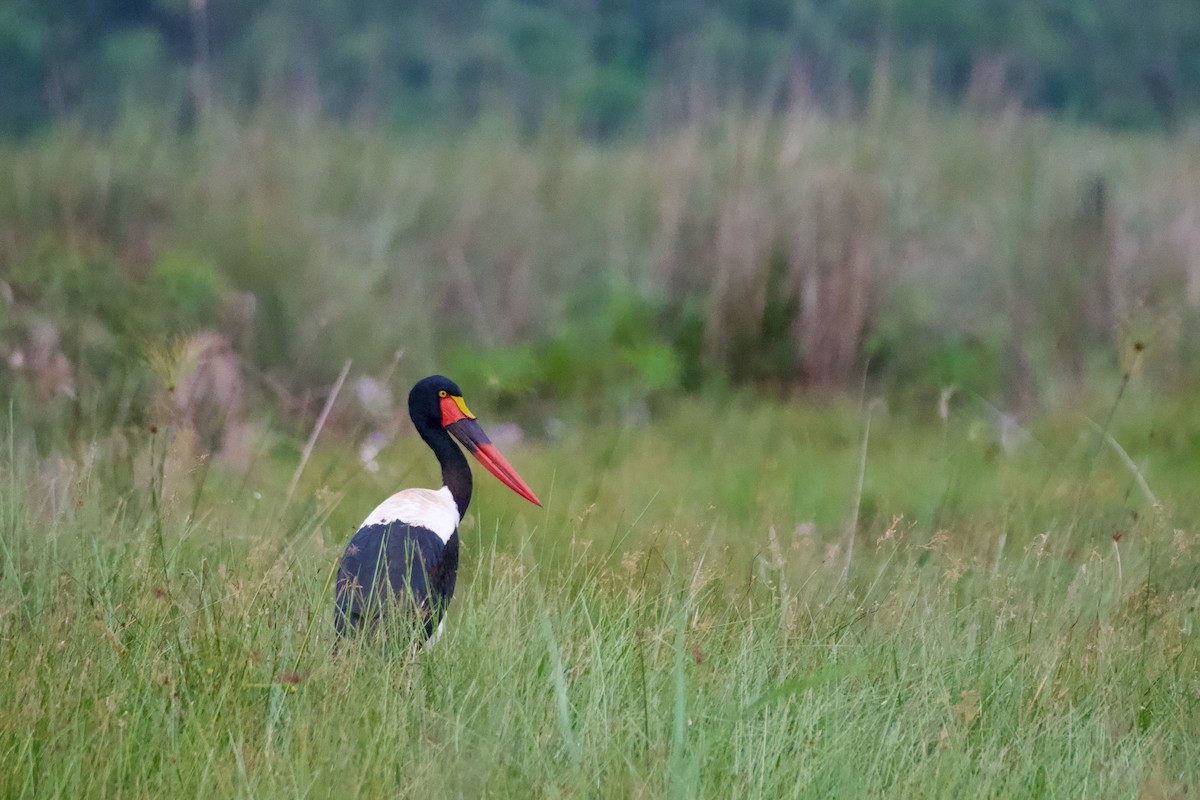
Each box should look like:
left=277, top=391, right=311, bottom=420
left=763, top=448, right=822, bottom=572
left=334, top=375, right=540, bottom=642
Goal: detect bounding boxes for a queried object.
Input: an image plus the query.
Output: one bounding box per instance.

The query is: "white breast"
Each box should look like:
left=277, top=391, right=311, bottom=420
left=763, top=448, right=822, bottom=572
left=359, top=486, right=460, bottom=543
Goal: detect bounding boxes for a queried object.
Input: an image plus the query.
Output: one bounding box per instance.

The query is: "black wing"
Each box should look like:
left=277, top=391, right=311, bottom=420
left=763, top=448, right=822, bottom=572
left=334, top=521, right=460, bottom=638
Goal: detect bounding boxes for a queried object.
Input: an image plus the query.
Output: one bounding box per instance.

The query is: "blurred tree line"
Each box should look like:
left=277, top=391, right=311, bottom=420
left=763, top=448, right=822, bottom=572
left=1, top=0, right=1198, bottom=137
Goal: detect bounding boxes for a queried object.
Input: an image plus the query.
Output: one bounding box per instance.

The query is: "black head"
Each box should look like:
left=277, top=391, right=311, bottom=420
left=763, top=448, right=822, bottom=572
left=406, top=374, right=541, bottom=506
left=408, top=375, right=464, bottom=428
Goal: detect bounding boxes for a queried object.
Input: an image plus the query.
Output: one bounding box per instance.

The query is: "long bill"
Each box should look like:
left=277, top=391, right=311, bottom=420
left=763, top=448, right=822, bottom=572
left=446, top=417, right=542, bottom=506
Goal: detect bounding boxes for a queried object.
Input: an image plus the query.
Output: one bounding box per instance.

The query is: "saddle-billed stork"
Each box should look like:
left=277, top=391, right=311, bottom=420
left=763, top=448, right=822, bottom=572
left=334, top=375, right=540, bottom=641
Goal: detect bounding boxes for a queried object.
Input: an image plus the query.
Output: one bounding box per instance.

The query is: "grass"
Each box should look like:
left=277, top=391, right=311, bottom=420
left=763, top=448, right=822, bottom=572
left=5, top=93, right=1200, bottom=797
left=2, top=384, right=1198, bottom=798
left=4, top=105, right=1200, bottom=415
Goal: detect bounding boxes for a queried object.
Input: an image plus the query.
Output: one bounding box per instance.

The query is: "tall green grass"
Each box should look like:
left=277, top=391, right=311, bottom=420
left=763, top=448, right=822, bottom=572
left=3, top=106, right=1200, bottom=429
left=2, top=387, right=1197, bottom=797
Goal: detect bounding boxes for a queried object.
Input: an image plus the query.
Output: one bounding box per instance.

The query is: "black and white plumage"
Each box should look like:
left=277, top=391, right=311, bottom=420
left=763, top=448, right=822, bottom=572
left=334, top=376, right=540, bottom=642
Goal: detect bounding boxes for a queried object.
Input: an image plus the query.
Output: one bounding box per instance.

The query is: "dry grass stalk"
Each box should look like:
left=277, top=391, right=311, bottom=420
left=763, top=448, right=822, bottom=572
left=287, top=358, right=351, bottom=502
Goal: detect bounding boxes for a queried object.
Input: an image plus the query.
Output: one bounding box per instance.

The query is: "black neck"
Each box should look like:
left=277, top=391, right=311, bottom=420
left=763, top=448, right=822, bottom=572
left=416, top=420, right=472, bottom=519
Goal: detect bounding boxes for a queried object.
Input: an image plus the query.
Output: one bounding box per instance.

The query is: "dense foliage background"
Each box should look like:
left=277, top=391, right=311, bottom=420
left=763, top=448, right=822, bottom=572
left=3, top=0, right=1200, bottom=137
left=2, top=1, right=1200, bottom=444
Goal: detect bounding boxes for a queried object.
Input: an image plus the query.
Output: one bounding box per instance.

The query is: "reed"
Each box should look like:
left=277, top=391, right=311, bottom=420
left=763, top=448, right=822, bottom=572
left=4, top=105, right=1200, bottom=426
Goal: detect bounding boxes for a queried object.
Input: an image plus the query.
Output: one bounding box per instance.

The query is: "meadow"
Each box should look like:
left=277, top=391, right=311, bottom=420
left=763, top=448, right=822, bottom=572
left=1, top=375, right=1198, bottom=798
left=3, top=94, right=1200, bottom=797
left=5, top=103, right=1200, bottom=427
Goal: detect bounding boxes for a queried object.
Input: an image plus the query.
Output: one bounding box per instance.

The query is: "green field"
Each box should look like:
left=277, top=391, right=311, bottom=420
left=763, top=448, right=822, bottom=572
left=3, top=66, right=1200, bottom=800
left=2, top=384, right=1197, bottom=798
left=5, top=2, right=1200, bottom=795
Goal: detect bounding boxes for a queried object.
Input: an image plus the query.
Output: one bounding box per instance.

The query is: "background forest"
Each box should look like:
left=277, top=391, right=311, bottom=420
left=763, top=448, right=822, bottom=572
left=4, top=0, right=1200, bottom=135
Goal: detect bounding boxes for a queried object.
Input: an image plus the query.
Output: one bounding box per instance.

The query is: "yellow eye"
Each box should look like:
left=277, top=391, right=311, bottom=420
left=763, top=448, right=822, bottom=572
left=438, top=390, right=447, bottom=397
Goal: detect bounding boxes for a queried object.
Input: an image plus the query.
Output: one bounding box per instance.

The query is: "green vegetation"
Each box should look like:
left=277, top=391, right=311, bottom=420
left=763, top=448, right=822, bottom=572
left=1, top=387, right=1198, bottom=797
left=3, top=0, right=1200, bottom=136
left=3, top=106, right=1200, bottom=438
left=3, top=6, right=1200, bottom=796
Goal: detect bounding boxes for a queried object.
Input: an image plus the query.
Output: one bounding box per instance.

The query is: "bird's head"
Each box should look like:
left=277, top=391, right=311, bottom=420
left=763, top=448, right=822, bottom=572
left=409, top=375, right=541, bottom=506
